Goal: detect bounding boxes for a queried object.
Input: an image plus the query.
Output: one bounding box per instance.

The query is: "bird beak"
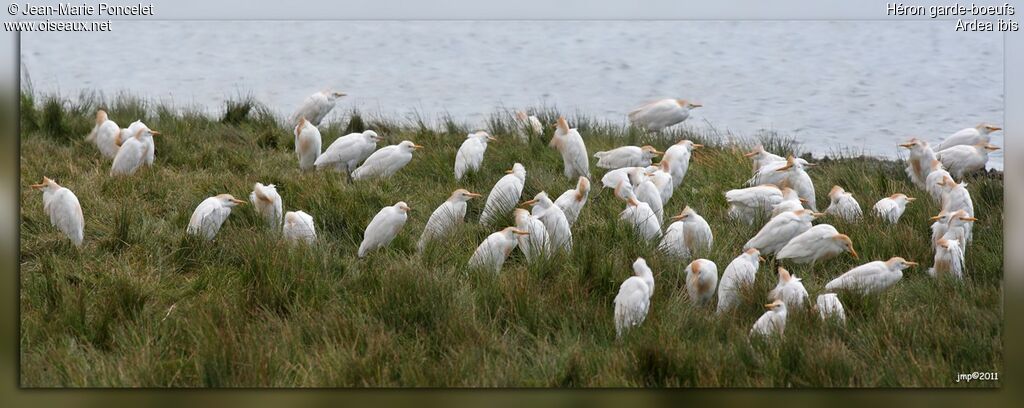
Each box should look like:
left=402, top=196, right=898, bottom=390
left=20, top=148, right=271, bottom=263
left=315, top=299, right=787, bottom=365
left=798, top=198, right=809, bottom=204
left=763, top=303, right=774, bottom=309
left=759, top=256, right=766, bottom=262
left=906, top=197, right=916, bottom=202
left=690, top=103, right=703, bottom=108
left=29, top=182, right=45, bottom=189
left=467, top=192, right=482, bottom=198
left=960, top=216, right=978, bottom=222
left=812, top=212, right=825, bottom=218
left=776, top=163, right=794, bottom=171
left=743, top=150, right=758, bottom=157
left=670, top=213, right=687, bottom=221
left=905, top=261, right=918, bottom=266
left=850, top=248, right=859, bottom=259
left=929, top=215, right=943, bottom=221
left=413, top=144, right=425, bottom=150
left=985, top=144, right=1000, bottom=151
left=692, top=144, right=703, bottom=149
left=231, top=199, right=247, bottom=205
left=987, top=125, right=1002, bottom=131
left=512, top=229, right=530, bottom=236
left=150, top=130, right=161, bottom=136
left=520, top=199, right=539, bottom=206
left=802, top=162, right=816, bottom=167
left=898, top=142, right=914, bottom=148
left=334, top=92, right=347, bottom=97
left=488, top=136, right=497, bottom=142
left=505, top=169, right=514, bottom=174
left=653, top=150, right=664, bottom=156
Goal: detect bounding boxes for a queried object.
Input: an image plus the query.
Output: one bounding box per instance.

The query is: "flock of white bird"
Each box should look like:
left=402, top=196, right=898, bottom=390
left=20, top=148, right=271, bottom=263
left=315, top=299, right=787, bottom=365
left=29, top=90, right=999, bottom=339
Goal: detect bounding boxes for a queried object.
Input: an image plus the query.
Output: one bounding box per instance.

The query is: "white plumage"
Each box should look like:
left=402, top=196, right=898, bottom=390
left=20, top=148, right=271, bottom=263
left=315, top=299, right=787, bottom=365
left=924, top=160, right=951, bottom=203
left=550, top=117, right=590, bottom=179
left=899, top=138, right=936, bottom=190
left=750, top=156, right=816, bottom=210
left=289, top=90, right=345, bottom=127
left=644, top=164, right=675, bottom=204
left=110, top=127, right=159, bottom=176
left=936, top=142, right=999, bottom=179
left=525, top=192, right=572, bottom=252
left=85, top=110, right=122, bottom=159
left=627, top=99, right=701, bottom=131
left=513, top=208, right=550, bottom=262
left=480, top=163, right=526, bottom=227
left=616, top=182, right=662, bottom=242
left=750, top=300, right=788, bottom=337
left=928, top=238, right=965, bottom=279
left=358, top=202, right=410, bottom=258
left=600, top=166, right=644, bottom=191
left=553, top=176, right=591, bottom=226
left=771, top=187, right=805, bottom=217
left=815, top=294, right=846, bottom=323
left=468, top=227, right=528, bottom=273
left=294, top=118, right=322, bottom=171
left=31, top=177, right=84, bottom=247
left=725, top=184, right=783, bottom=224
left=662, top=140, right=700, bottom=187
left=613, top=257, right=655, bottom=338
left=777, top=224, right=857, bottom=264
left=634, top=177, right=664, bottom=224
left=249, top=183, right=283, bottom=230
left=593, top=145, right=662, bottom=170
left=873, top=194, right=914, bottom=224
left=768, top=267, right=809, bottom=309
left=685, top=259, right=718, bottom=307
left=936, top=123, right=1001, bottom=152
left=186, top=194, right=246, bottom=240
left=514, top=111, right=543, bottom=142
left=744, top=145, right=786, bottom=174
left=824, top=257, right=918, bottom=294
left=744, top=209, right=818, bottom=255
left=933, top=209, right=975, bottom=249
left=717, top=248, right=761, bottom=314
left=418, top=189, right=480, bottom=252
left=454, top=131, right=495, bottom=180
left=825, top=185, right=862, bottom=222
left=658, top=220, right=688, bottom=259
left=351, top=141, right=423, bottom=180
left=314, top=130, right=382, bottom=174
left=282, top=211, right=316, bottom=244
left=671, top=206, right=713, bottom=255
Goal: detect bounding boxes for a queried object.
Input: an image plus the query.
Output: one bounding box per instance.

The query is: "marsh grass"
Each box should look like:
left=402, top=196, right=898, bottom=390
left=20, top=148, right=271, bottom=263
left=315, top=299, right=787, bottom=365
left=18, top=92, right=1002, bottom=387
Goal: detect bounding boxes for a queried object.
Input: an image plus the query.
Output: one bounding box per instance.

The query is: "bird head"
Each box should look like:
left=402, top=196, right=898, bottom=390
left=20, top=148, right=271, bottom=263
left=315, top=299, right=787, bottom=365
left=984, top=143, right=1001, bottom=151
left=898, top=138, right=922, bottom=149
left=399, top=140, right=424, bottom=152
left=555, top=116, right=570, bottom=133
left=29, top=176, right=58, bottom=191
left=95, top=109, right=108, bottom=125
left=885, top=257, right=918, bottom=270
left=331, top=91, right=347, bottom=98
left=828, top=185, right=846, bottom=199
left=670, top=206, right=695, bottom=222
left=216, top=194, right=246, bottom=207
left=396, top=202, right=411, bottom=213
left=776, top=156, right=796, bottom=172
left=363, top=130, right=383, bottom=142
left=515, top=111, right=528, bottom=121
left=834, top=234, right=858, bottom=258
left=632, top=257, right=649, bottom=275
left=744, top=144, right=765, bottom=158
left=764, top=299, right=786, bottom=311
left=744, top=247, right=765, bottom=262
left=777, top=267, right=795, bottom=283
left=451, top=188, right=482, bottom=202
left=513, top=208, right=530, bottom=223
left=575, top=176, right=591, bottom=200
left=980, top=123, right=1002, bottom=133
left=676, top=99, right=702, bottom=109
left=640, top=145, right=664, bottom=156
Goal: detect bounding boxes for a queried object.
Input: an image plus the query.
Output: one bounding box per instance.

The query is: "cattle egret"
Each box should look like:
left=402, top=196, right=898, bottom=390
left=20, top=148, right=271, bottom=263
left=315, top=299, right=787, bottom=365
left=513, top=208, right=550, bottom=262
left=454, top=131, right=496, bottom=180
left=899, top=138, right=937, bottom=189
left=480, top=163, right=526, bottom=226
left=825, top=185, right=862, bottom=222
left=617, top=181, right=662, bottom=242
left=613, top=257, right=655, bottom=338
left=752, top=156, right=816, bottom=210
left=594, top=145, right=663, bottom=170
left=662, top=140, right=701, bottom=187
left=674, top=206, right=713, bottom=254
left=294, top=118, right=322, bottom=171
left=110, top=127, right=160, bottom=176
left=750, top=299, right=788, bottom=337
left=358, top=202, right=410, bottom=258
left=824, top=257, right=918, bottom=294
left=924, top=160, right=951, bottom=203
left=932, top=209, right=975, bottom=247
left=523, top=191, right=572, bottom=251
left=85, top=109, right=122, bottom=159
left=314, top=130, right=383, bottom=175
left=628, top=99, right=702, bottom=131
left=928, top=238, right=965, bottom=279
left=769, top=267, right=809, bottom=308
left=553, top=176, right=591, bottom=226
left=658, top=218, right=688, bottom=259
left=685, top=259, right=719, bottom=306
left=772, top=187, right=806, bottom=217
left=601, top=166, right=644, bottom=191
left=777, top=224, right=857, bottom=264
left=936, top=142, right=999, bottom=179
left=418, top=189, right=480, bottom=252
left=30, top=177, right=84, bottom=246
left=351, top=141, right=423, bottom=180
left=936, top=123, right=1001, bottom=151
left=717, top=248, right=762, bottom=314
left=930, top=211, right=952, bottom=246
left=744, top=209, right=820, bottom=255
left=744, top=145, right=786, bottom=173
left=282, top=210, right=316, bottom=244
left=550, top=117, right=590, bottom=178
left=938, top=175, right=975, bottom=220
left=468, top=226, right=529, bottom=272
left=186, top=194, right=246, bottom=240
left=644, top=163, right=674, bottom=204
left=873, top=194, right=914, bottom=224
left=726, top=184, right=783, bottom=224
left=634, top=175, right=664, bottom=224
left=124, top=120, right=158, bottom=166
left=249, top=183, right=283, bottom=229
left=815, top=294, right=846, bottom=323
left=289, top=90, right=346, bottom=126
left=514, top=111, right=543, bottom=142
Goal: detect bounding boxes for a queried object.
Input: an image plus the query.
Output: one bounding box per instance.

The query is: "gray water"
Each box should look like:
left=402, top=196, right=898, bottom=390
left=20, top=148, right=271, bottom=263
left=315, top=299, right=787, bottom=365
left=22, top=21, right=1004, bottom=168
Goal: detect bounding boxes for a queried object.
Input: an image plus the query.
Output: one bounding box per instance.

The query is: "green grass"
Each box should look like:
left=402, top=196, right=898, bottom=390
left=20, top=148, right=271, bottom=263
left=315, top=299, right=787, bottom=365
left=19, top=92, right=1002, bottom=387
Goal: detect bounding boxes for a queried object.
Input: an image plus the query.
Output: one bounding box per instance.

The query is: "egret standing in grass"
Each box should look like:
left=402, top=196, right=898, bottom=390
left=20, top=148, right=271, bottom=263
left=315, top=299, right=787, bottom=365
left=358, top=202, right=410, bottom=258
left=744, top=209, right=819, bottom=255
left=468, top=227, right=529, bottom=273
left=938, top=175, right=975, bottom=223
left=936, top=142, right=1000, bottom=179
left=418, top=189, right=480, bottom=252
left=929, top=238, right=964, bottom=279
left=936, top=123, right=1001, bottom=151
left=662, top=140, right=701, bottom=187
left=30, top=177, right=84, bottom=247
left=617, top=181, right=662, bottom=242
left=282, top=211, right=316, bottom=244
left=777, top=224, right=857, bottom=264
left=351, top=141, right=423, bottom=181
left=634, top=174, right=664, bottom=224
left=186, top=194, right=246, bottom=240
left=744, top=145, right=786, bottom=173
left=289, top=90, right=346, bottom=126
left=627, top=98, right=702, bottom=131
left=933, top=209, right=975, bottom=248
left=110, top=127, right=160, bottom=176
left=671, top=206, right=713, bottom=255
left=900, top=138, right=937, bottom=190
left=725, top=184, right=783, bottom=224
left=750, top=299, right=788, bottom=337
left=925, top=160, right=952, bottom=203
left=824, top=257, right=918, bottom=295
left=685, top=259, right=718, bottom=307
left=593, top=145, right=663, bottom=170
left=314, top=130, right=383, bottom=175
left=815, top=294, right=846, bottom=323
left=294, top=118, right=322, bottom=171
left=717, top=248, right=762, bottom=314
left=523, top=192, right=572, bottom=252
left=614, top=257, right=655, bottom=338
left=480, top=163, right=526, bottom=227
left=550, top=117, right=590, bottom=179
left=769, top=267, right=809, bottom=309
left=514, top=111, right=543, bottom=142
left=644, top=163, right=674, bottom=204
left=825, top=185, right=862, bottom=222
left=873, top=194, right=915, bottom=224
left=513, top=208, right=550, bottom=262
left=85, top=109, right=122, bottom=159
left=553, top=176, right=591, bottom=226
left=753, top=156, right=816, bottom=210
left=772, top=187, right=806, bottom=217
left=454, top=131, right=496, bottom=180
left=250, top=183, right=283, bottom=230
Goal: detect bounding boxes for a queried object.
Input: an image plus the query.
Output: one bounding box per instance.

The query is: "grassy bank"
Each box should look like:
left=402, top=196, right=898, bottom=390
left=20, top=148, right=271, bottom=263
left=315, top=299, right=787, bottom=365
left=18, top=92, right=1003, bottom=387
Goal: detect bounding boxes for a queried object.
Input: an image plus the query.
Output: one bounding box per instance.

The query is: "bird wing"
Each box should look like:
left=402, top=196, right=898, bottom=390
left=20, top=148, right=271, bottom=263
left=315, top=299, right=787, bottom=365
left=353, top=146, right=405, bottom=179
left=628, top=99, right=678, bottom=123
left=826, top=262, right=886, bottom=291
left=745, top=214, right=799, bottom=251
left=938, top=128, right=980, bottom=151
left=726, top=186, right=781, bottom=208
left=110, top=139, right=146, bottom=175
left=564, top=131, right=590, bottom=176
left=363, top=209, right=400, bottom=249
left=315, top=134, right=361, bottom=166
left=481, top=175, right=524, bottom=225
left=187, top=198, right=218, bottom=233
left=47, top=189, right=84, bottom=244
left=455, top=138, right=486, bottom=178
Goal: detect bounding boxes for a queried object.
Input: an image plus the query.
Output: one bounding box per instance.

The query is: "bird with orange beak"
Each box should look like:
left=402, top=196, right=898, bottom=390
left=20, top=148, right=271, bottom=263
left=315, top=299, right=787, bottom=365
left=294, top=117, right=322, bottom=172
left=717, top=248, right=763, bottom=314
left=550, top=116, right=590, bottom=179
left=824, top=185, right=863, bottom=222
left=418, top=189, right=481, bottom=252
left=662, top=139, right=701, bottom=188
left=932, top=209, right=976, bottom=248
left=627, top=98, right=702, bottom=132
left=110, top=125, right=160, bottom=176
left=928, top=238, right=965, bottom=280
left=824, top=257, right=918, bottom=295
left=358, top=202, right=411, bottom=258
left=936, top=141, right=1000, bottom=179
left=454, top=131, right=496, bottom=180
left=351, top=140, right=423, bottom=180
left=30, top=177, right=84, bottom=247
left=616, top=181, right=662, bottom=242
left=725, top=184, right=783, bottom=225
left=480, top=163, right=526, bottom=227
left=769, top=267, right=809, bottom=308
left=593, top=145, right=663, bottom=170
left=899, top=138, right=936, bottom=190
left=744, top=209, right=821, bottom=255
left=873, top=193, right=915, bottom=224
left=85, top=109, right=122, bottom=159
left=522, top=191, right=572, bottom=252
left=777, top=224, right=857, bottom=265
left=553, top=176, right=591, bottom=226
left=186, top=194, right=246, bottom=240
left=289, top=90, right=346, bottom=127
left=750, top=155, right=816, bottom=211
left=936, top=123, right=1001, bottom=151
left=750, top=299, right=788, bottom=337
left=468, top=226, right=530, bottom=273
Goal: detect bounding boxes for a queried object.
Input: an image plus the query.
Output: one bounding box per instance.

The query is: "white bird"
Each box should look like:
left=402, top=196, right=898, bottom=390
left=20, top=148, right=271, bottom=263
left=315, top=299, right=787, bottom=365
left=644, top=163, right=675, bottom=204
left=30, top=177, right=84, bottom=247
left=282, top=210, right=316, bottom=244
left=294, top=118, right=322, bottom=171
left=924, top=160, right=952, bottom=203
left=928, top=238, right=965, bottom=280
left=523, top=191, right=572, bottom=252
left=468, top=226, right=529, bottom=273
left=358, top=202, right=410, bottom=258
left=936, top=142, right=1000, bottom=179
left=634, top=175, right=664, bottom=224
left=744, top=209, right=819, bottom=255
left=750, top=300, right=788, bottom=337
left=550, top=116, right=590, bottom=179
left=725, top=184, right=783, bottom=224
left=771, top=187, right=806, bottom=217
left=932, top=209, right=976, bottom=248
left=936, top=123, right=1001, bottom=152
left=777, top=224, right=857, bottom=264
left=514, top=111, right=543, bottom=142
left=873, top=193, right=915, bottom=224
left=899, top=138, right=937, bottom=190
left=613, top=257, right=655, bottom=338
left=616, top=182, right=662, bottom=242
left=454, top=131, right=496, bottom=180
left=628, top=98, right=702, bottom=131
left=513, top=208, right=550, bottom=262
left=85, top=109, right=122, bottom=159
left=289, top=90, right=346, bottom=127
left=124, top=120, right=158, bottom=166
left=815, top=294, right=846, bottom=323
left=351, top=140, right=423, bottom=181
left=825, top=185, right=862, bottom=222
left=186, top=194, right=246, bottom=240
left=658, top=219, right=688, bottom=259
left=553, top=176, right=591, bottom=226
left=314, top=130, right=383, bottom=175
left=110, top=127, right=160, bottom=176
left=593, top=145, right=663, bottom=170
left=685, top=259, right=718, bottom=306
left=824, top=257, right=918, bottom=295
left=662, top=140, right=701, bottom=187
left=768, top=267, right=809, bottom=309
left=600, top=166, right=644, bottom=191
left=671, top=206, right=713, bottom=255
left=480, top=163, right=526, bottom=227
left=938, top=174, right=975, bottom=218
left=752, top=156, right=816, bottom=210
left=930, top=211, right=952, bottom=246
left=418, top=189, right=480, bottom=252
left=744, top=145, right=786, bottom=174
left=249, top=183, right=283, bottom=230
left=717, top=248, right=762, bottom=314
